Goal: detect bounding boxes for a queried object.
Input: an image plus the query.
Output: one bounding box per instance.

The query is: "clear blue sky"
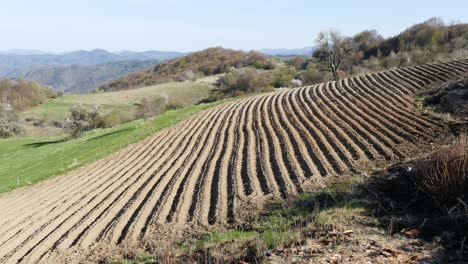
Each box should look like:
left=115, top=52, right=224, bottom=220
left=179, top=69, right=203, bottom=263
left=0, top=0, right=467, bottom=52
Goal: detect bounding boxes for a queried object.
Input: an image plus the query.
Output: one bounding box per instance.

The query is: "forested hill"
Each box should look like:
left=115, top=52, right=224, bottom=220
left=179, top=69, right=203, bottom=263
left=353, top=18, right=468, bottom=60
left=98, top=47, right=276, bottom=92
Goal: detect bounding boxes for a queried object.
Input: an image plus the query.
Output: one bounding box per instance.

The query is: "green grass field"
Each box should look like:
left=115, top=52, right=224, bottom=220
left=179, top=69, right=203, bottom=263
left=21, top=81, right=213, bottom=124
left=0, top=101, right=221, bottom=193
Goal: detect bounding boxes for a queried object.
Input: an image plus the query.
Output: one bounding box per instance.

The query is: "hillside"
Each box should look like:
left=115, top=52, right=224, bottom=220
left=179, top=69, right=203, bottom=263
left=0, top=60, right=466, bottom=263
left=98, top=47, right=275, bottom=91
left=19, top=81, right=213, bottom=137
left=355, top=18, right=468, bottom=60
left=6, top=60, right=160, bottom=93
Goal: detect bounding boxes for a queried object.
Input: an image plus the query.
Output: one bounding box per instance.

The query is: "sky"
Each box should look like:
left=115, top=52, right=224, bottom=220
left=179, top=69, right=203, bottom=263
left=0, top=0, right=467, bottom=52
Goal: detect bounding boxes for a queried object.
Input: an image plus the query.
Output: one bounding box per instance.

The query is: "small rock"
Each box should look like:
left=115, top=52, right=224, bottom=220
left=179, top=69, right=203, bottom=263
left=343, top=230, right=354, bottom=235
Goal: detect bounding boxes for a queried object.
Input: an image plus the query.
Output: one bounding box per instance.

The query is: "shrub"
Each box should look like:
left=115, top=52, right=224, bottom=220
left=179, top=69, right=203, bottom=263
left=252, top=60, right=276, bottom=70
left=98, top=111, right=127, bottom=128
left=271, top=67, right=296, bottom=88
left=0, top=78, right=56, bottom=111
left=165, top=103, right=184, bottom=111
left=286, top=56, right=309, bottom=70
left=290, top=79, right=302, bottom=88
left=301, top=67, right=328, bottom=85
left=136, top=96, right=168, bottom=119
left=0, top=106, right=21, bottom=138
left=65, top=105, right=103, bottom=138
left=218, top=68, right=271, bottom=95
left=415, top=136, right=468, bottom=206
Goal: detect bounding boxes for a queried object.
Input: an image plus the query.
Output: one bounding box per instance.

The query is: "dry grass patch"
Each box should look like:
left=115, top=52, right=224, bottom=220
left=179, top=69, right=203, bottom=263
left=415, top=135, right=467, bottom=205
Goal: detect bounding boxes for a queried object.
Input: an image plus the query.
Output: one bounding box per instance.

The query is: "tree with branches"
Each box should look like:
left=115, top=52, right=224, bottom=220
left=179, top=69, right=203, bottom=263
left=314, top=30, right=351, bottom=80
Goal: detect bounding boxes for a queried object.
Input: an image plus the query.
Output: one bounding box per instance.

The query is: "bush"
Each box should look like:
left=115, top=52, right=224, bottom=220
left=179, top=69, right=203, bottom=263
left=415, top=136, right=468, bottom=206
left=165, top=103, right=184, bottom=111
left=290, top=79, right=302, bottom=88
left=65, top=105, right=104, bottom=138
left=0, top=78, right=56, bottom=111
left=286, top=56, right=309, bottom=70
left=252, top=60, right=276, bottom=70
left=97, top=110, right=132, bottom=128
left=218, top=68, right=271, bottom=95
left=0, top=106, right=21, bottom=138
left=271, top=67, right=296, bottom=88
left=136, top=96, right=168, bottom=119
left=301, top=67, right=329, bottom=85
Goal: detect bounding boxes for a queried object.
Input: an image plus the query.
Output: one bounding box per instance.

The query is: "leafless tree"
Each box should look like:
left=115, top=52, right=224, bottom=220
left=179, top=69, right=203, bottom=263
left=314, top=30, right=351, bottom=80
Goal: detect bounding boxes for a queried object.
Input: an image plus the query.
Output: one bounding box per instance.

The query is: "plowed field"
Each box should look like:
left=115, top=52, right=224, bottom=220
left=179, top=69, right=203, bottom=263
left=1, top=59, right=467, bottom=263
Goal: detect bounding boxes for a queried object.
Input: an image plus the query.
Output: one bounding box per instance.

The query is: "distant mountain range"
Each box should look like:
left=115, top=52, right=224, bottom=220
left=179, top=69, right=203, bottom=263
left=0, top=49, right=185, bottom=93
left=5, top=60, right=160, bottom=93
left=257, top=47, right=314, bottom=57
left=0, top=49, right=185, bottom=75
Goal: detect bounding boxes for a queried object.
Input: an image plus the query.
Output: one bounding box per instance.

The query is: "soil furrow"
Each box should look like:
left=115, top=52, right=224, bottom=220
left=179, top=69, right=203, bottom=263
left=314, top=82, right=394, bottom=160
left=356, top=75, right=433, bottom=134
left=67, top=103, right=226, bottom=248
left=255, top=94, right=290, bottom=197
left=134, top=102, right=238, bottom=237
left=268, top=91, right=309, bottom=183
left=329, top=80, right=406, bottom=159
left=287, top=88, right=363, bottom=171
left=296, top=86, right=375, bottom=161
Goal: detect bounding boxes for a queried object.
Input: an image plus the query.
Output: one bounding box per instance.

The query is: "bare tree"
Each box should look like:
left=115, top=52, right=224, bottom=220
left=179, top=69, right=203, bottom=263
left=314, top=30, right=351, bottom=80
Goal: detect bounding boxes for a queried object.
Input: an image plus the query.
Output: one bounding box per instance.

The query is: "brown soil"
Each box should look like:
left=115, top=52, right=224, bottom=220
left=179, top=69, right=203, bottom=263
left=423, top=76, right=468, bottom=120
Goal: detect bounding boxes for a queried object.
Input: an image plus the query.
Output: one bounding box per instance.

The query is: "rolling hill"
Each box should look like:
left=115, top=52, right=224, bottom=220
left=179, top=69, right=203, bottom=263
left=0, top=59, right=466, bottom=263
left=98, top=47, right=275, bottom=92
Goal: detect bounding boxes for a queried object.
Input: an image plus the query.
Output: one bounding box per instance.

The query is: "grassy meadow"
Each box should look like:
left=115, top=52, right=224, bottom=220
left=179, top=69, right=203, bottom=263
left=20, top=81, right=213, bottom=125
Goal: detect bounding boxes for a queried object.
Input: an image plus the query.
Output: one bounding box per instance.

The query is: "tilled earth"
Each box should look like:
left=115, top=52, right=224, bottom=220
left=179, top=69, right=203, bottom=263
left=0, top=59, right=467, bottom=263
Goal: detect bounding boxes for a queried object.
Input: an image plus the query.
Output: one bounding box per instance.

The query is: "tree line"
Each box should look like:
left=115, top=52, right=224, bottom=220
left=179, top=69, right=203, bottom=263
left=314, top=17, right=468, bottom=80
left=211, top=17, right=468, bottom=100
